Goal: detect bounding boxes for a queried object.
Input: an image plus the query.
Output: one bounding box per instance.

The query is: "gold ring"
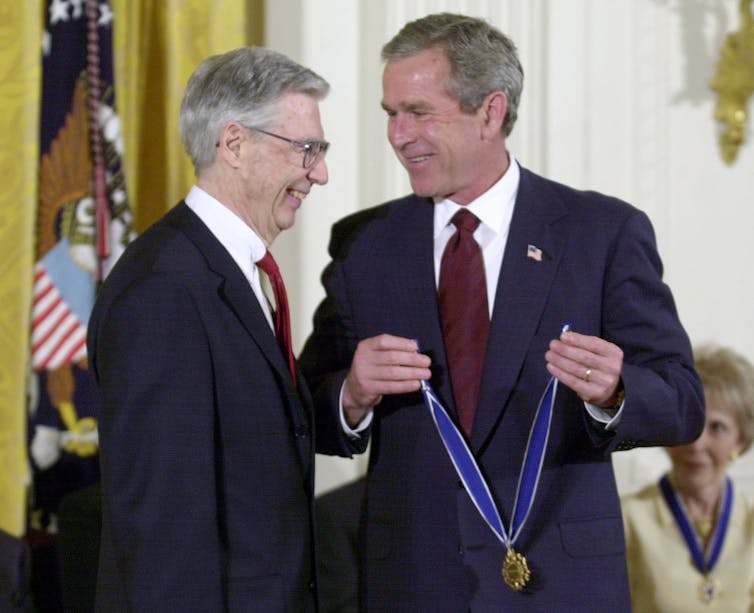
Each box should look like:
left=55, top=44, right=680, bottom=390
left=584, top=368, right=592, bottom=383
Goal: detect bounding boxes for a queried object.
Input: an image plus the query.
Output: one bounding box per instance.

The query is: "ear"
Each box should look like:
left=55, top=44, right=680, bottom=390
left=479, top=91, right=508, bottom=139
left=216, top=121, right=247, bottom=168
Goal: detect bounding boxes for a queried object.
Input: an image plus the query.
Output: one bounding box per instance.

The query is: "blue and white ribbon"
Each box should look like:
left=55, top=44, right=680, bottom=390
left=659, top=474, right=733, bottom=575
left=418, top=325, right=564, bottom=553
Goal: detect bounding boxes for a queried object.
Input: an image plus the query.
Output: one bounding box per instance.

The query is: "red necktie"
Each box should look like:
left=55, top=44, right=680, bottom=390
left=257, top=251, right=297, bottom=386
left=438, top=209, right=489, bottom=437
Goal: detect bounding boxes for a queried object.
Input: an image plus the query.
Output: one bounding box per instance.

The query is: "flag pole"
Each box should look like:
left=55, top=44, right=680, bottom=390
left=86, top=0, right=110, bottom=283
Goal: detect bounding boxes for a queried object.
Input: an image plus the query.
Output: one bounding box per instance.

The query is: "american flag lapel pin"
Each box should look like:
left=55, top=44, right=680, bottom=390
left=527, top=244, right=543, bottom=261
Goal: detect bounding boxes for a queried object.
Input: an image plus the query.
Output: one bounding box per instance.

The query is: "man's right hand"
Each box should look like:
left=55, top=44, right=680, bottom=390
left=342, top=334, right=432, bottom=427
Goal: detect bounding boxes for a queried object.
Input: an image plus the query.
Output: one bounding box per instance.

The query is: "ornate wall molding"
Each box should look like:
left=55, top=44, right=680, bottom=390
left=710, top=0, right=754, bottom=164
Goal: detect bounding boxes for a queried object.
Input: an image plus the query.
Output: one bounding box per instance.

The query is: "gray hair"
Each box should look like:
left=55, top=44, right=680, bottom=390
left=694, top=343, right=754, bottom=453
left=179, top=46, right=330, bottom=175
left=382, top=13, right=523, bottom=137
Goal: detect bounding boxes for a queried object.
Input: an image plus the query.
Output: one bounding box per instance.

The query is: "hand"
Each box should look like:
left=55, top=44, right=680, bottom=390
left=342, top=334, right=432, bottom=426
left=545, top=329, right=623, bottom=407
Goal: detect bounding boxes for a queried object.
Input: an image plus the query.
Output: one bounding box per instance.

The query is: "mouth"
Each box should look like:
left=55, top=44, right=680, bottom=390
left=287, top=188, right=308, bottom=203
left=405, top=153, right=433, bottom=165
left=680, top=459, right=709, bottom=471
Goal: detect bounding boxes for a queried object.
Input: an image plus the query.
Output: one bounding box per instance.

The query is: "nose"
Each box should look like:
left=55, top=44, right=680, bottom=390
left=388, top=114, right=415, bottom=150
left=689, top=426, right=710, bottom=449
left=307, top=155, right=328, bottom=185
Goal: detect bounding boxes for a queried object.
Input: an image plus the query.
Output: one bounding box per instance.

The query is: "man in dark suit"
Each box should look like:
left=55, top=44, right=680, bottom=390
left=299, top=13, right=705, bottom=612
left=87, top=47, right=364, bottom=611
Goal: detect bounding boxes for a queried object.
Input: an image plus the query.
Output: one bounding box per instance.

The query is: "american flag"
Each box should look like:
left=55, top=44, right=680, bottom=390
left=28, top=2, right=133, bottom=603
left=31, top=244, right=93, bottom=370
left=527, top=244, right=543, bottom=262
left=32, top=0, right=133, bottom=372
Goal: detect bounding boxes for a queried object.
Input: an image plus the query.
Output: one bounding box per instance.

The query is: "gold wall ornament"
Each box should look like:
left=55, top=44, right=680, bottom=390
left=709, top=0, right=754, bottom=165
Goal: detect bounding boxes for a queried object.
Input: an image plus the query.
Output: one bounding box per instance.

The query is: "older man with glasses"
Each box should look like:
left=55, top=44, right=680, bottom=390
left=87, top=46, right=365, bottom=612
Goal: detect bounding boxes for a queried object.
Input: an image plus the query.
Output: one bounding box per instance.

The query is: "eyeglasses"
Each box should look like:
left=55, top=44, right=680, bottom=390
left=248, top=127, right=329, bottom=169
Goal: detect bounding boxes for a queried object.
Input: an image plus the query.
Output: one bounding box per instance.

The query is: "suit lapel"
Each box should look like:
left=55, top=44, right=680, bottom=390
left=166, top=204, right=312, bottom=462
left=388, top=197, right=456, bottom=411
left=471, top=168, right=568, bottom=448
left=168, top=203, right=291, bottom=380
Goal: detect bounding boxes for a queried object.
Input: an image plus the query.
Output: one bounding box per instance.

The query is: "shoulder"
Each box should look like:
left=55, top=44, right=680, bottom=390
left=328, top=194, right=432, bottom=254
left=93, top=205, right=218, bottom=319
left=332, top=194, right=429, bottom=235
left=107, top=204, right=214, bottom=283
left=518, top=165, right=645, bottom=226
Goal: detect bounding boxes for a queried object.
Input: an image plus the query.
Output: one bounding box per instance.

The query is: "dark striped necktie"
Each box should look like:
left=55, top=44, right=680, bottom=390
left=257, top=250, right=297, bottom=386
left=438, top=209, right=489, bottom=437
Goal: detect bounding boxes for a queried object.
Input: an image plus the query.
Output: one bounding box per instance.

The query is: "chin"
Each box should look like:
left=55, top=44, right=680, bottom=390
left=410, top=182, right=438, bottom=199
left=276, top=211, right=297, bottom=231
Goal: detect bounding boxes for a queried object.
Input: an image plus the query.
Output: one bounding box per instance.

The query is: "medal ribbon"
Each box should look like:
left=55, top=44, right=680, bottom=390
left=418, top=326, right=564, bottom=552
left=659, top=474, right=733, bottom=574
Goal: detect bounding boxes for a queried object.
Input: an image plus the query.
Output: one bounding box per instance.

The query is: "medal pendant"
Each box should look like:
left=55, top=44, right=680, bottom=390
left=698, top=576, right=721, bottom=604
left=502, top=548, right=531, bottom=591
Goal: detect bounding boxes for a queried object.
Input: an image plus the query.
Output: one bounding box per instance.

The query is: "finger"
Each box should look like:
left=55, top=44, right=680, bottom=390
left=369, top=333, right=423, bottom=352
left=558, top=330, right=622, bottom=360
left=548, top=338, right=621, bottom=379
left=546, top=361, right=620, bottom=405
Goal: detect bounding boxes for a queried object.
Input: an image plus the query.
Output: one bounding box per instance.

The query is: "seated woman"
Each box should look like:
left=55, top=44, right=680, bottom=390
left=621, top=343, right=754, bottom=611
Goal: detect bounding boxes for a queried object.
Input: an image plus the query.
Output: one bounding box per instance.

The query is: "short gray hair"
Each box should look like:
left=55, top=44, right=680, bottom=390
left=694, top=343, right=754, bottom=453
left=382, top=13, right=523, bottom=137
left=179, top=46, right=330, bottom=175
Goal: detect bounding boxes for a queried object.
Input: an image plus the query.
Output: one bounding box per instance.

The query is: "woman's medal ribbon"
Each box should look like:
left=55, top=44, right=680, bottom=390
left=658, top=474, right=733, bottom=604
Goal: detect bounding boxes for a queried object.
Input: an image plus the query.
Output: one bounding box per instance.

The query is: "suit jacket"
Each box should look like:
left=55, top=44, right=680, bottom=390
left=0, top=529, right=30, bottom=612
left=88, top=202, right=361, bottom=612
left=315, top=478, right=365, bottom=613
left=299, top=165, right=705, bottom=612
left=622, top=481, right=754, bottom=612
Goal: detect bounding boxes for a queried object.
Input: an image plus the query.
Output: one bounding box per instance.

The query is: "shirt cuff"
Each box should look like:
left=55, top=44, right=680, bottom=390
left=585, top=399, right=624, bottom=432
left=338, top=382, right=374, bottom=438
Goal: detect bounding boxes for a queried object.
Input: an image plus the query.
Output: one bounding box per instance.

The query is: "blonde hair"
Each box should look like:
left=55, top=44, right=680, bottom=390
left=694, top=343, right=754, bottom=453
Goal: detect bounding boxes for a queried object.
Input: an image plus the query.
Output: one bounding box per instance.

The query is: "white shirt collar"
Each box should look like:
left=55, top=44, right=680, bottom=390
left=184, top=185, right=267, bottom=274
left=433, top=152, right=520, bottom=240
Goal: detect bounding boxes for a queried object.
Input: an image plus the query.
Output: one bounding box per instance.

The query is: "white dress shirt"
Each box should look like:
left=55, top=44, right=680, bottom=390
left=185, top=185, right=274, bottom=330
left=433, top=153, right=519, bottom=316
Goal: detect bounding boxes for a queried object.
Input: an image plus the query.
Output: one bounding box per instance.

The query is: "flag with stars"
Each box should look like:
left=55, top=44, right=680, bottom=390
left=527, top=244, right=543, bottom=262
left=28, top=0, right=133, bottom=606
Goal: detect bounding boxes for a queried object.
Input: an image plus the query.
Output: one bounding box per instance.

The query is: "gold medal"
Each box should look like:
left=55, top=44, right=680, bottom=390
left=502, top=548, right=531, bottom=591
left=698, top=576, right=721, bottom=604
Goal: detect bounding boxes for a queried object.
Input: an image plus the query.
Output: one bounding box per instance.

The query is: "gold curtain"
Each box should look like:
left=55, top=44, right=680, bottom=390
left=114, top=0, right=263, bottom=231
left=0, top=0, right=263, bottom=538
left=0, top=3, right=41, bottom=539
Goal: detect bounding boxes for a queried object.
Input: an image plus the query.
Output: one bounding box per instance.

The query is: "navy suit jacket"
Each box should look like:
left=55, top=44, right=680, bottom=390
left=88, top=202, right=361, bottom=612
left=299, top=165, right=704, bottom=612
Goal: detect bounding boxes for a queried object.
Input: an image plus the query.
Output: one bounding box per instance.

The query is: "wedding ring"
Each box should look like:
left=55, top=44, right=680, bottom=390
left=583, top=368, right=592, bottom=383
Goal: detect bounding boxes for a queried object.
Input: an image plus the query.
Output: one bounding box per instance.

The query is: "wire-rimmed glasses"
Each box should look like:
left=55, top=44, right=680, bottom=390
left=248, top=127, right=329, bottom=168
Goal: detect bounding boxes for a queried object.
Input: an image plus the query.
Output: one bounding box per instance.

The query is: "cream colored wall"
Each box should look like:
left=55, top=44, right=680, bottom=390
left=265, top=0, right=754, bottom=496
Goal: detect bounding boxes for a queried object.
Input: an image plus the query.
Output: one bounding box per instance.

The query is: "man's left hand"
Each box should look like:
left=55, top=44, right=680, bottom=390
left=545, top=329, right=623, bottom=408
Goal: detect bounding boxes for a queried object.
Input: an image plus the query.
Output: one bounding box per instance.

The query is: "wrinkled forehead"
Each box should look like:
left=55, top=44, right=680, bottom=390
left=268, top=92, right=325, bottom=139
left=381, top=50, right=457, bottom=109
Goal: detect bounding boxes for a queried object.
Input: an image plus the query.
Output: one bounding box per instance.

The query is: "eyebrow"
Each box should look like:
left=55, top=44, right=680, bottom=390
left=380, top=101, right=432, bottom=113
